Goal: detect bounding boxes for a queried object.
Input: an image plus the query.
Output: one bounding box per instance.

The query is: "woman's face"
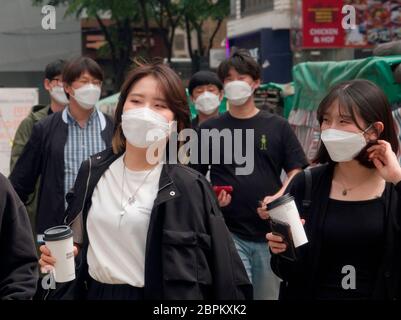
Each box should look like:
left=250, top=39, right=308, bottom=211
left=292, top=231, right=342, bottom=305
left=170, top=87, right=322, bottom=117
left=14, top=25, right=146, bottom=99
left=321, top=99, right=379, bottom=140
left=123, top=75, right=174, bottom=122
left=321, top=100, right=366, bottom=132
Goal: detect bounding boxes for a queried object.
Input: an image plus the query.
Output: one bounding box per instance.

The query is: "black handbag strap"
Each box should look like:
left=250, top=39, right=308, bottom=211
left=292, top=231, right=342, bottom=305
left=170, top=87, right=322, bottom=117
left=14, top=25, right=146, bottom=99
left=302, top=168, right=312, bottom=214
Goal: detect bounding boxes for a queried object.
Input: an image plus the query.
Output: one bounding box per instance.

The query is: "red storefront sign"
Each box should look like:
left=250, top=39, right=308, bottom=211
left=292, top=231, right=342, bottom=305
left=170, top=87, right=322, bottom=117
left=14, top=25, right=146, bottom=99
left=302, top=0, right=345, bottom=48
left=301, top=0, right=401, bottom=48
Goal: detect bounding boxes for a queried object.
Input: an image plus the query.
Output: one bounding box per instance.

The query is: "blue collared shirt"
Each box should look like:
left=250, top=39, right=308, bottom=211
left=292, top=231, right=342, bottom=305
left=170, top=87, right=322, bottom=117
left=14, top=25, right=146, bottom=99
left=64, top=107, right=106, bottom=208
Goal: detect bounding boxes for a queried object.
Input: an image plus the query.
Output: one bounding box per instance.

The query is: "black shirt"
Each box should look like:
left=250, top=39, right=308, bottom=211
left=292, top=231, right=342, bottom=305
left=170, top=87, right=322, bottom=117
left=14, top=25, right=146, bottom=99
left=191, top=114, right=220, bottom=130
left=193, top=110, right=308, bottom=242
left=316, top=197, right=385, bottom=300
left=191, top=116, right=200, bottom=130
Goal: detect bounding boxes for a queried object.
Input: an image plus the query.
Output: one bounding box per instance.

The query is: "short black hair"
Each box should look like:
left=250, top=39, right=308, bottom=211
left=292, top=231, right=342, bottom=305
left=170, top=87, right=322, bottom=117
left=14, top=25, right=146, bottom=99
left=188, top=71, right=223, bottom=95
left=62, top=56, right=104, bottom=86
left=45, top=59, right=66, bottom=80
left=217, top=48, right=261, bottom=81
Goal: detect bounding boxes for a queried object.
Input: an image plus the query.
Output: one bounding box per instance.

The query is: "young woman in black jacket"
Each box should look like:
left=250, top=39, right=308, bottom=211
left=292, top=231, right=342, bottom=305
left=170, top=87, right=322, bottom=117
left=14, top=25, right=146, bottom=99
left=39, top=62, right=251, bottom=300
left=263, top=79, right=401, bottom=300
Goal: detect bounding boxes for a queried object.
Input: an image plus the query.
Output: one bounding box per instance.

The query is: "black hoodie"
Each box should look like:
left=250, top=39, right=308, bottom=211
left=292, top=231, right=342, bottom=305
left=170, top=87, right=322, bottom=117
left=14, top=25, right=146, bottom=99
left=0, top=173, right=38, bottom=299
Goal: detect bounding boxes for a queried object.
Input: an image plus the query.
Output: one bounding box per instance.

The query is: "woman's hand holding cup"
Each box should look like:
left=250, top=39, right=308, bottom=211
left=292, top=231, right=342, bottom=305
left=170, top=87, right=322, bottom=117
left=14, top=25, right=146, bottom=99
left=39, top=245, right=79, bottom=273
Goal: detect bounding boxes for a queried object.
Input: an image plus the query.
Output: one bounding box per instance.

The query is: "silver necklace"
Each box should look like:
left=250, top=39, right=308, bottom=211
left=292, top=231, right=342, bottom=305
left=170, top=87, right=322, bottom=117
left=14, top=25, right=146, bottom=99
left=337, top=178, right=361, bottom=196
left=336, top=169, right=376, bottom=196
left=119, top=159, right=157, bottom=226
left=340, top=185, right=352, bottom=196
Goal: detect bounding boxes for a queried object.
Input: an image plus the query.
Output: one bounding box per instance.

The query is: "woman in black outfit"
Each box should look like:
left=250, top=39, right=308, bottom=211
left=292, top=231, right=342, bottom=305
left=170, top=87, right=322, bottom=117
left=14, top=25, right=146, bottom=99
left=263, top=79, right=401, bottom=300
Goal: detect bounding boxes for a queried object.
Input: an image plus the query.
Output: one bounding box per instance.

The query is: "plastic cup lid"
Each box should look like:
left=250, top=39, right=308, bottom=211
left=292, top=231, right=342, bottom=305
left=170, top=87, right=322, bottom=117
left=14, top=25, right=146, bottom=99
left=266, top=193, right=294, bottom=211
left=43, top=225, right=73, bottom=242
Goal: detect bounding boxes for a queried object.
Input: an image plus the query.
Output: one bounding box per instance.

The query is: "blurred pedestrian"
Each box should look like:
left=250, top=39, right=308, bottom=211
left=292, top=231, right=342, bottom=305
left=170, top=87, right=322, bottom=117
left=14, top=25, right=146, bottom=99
left=188, top=71, right=224, bottom=129
left=0, top=173, right=38, bottom=300
left=9, top=56, right=113, bottom=242
left=10, top=59, right=68, bottom=239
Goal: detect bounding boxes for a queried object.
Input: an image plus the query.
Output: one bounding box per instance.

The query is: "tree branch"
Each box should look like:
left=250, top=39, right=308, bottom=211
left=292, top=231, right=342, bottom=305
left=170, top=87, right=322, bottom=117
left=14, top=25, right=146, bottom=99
left=195, top=20, right=205, bottom=56
left=185, top=15, right=194, bottom=59
left=95, top=13, right=118, bottom=72
left=149, top=1, right=163, bottom=28
left=207, top=18, right=223, bottom=57
left=138, top=0, right=151, bottom=56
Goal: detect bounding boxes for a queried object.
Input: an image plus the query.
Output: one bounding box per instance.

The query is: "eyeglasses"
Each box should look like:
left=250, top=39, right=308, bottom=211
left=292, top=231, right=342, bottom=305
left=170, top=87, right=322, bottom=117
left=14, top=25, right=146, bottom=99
left=50, top=78, right=63, bottom=85
left=73, top=79, right=102, bottom=87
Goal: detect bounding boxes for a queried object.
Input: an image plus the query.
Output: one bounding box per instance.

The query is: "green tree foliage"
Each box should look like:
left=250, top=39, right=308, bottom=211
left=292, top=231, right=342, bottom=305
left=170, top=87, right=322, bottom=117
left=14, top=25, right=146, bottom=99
left=33, top=0, right=229, bottom=88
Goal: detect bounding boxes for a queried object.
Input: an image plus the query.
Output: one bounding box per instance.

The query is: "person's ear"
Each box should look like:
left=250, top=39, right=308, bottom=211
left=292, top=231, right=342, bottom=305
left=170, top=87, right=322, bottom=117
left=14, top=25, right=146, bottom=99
left=64, top=83, right=73, bottom=97
left=369, top=122, right=384, bottom=140
left=253, top=79, right=261, bottom=90
left=219, top=91, right=224, bottom=101
left=44, top=79, right=51, bottom=91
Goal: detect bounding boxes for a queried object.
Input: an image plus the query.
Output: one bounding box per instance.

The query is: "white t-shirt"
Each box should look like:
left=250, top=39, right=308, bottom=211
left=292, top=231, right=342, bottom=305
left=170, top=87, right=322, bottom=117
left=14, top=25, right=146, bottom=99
left=86, top=155, right=162, bottom=287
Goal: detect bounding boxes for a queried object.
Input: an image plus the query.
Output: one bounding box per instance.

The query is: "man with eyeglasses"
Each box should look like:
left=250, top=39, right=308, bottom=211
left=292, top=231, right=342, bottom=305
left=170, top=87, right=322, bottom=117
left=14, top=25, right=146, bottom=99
left=10, top=59, right=68, bottom=237
left=10, top=57, right=114, bottom=246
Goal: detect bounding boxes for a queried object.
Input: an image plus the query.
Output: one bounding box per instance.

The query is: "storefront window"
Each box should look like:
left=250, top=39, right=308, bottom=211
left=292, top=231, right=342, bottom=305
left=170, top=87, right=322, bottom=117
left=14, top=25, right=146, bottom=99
left=242, top=0, right=273, bottom=16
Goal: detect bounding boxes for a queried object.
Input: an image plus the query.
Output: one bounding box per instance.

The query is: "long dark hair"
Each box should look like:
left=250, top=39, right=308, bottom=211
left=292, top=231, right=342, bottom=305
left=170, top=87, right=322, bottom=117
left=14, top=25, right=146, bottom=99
left=314, top=79, right=399, bottom=167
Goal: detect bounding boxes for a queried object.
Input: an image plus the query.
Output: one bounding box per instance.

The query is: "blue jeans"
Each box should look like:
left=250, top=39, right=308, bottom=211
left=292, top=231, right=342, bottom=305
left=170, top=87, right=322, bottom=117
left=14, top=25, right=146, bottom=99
left=232, top=233, right=281, bottom=300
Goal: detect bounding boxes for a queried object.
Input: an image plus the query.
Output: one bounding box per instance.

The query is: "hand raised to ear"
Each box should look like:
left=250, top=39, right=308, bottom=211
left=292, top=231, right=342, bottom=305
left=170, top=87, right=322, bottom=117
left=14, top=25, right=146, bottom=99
left=368, top=140, right=401, bottom=185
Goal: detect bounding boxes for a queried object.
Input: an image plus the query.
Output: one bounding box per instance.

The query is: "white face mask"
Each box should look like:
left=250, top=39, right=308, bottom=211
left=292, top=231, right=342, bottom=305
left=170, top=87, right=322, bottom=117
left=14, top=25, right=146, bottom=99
left=320, top=127, right=371, bottom=162
left=224, top=80, right=253, bottom=106
left=194, top=91, right=220, bottom=115
left=71, top=84, right=101, bottom=110
left=122, top=107, right=171, bottom=148
left=50, top=85, right=69, bottom=105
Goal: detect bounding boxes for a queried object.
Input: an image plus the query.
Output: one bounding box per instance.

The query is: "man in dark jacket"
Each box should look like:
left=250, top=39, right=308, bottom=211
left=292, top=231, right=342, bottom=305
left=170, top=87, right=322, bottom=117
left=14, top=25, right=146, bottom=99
left=0, top=173, right=38, bottom=299
left=10, top=59, right=68, bottom=236
left=9, top=57, right=114, bottom=242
